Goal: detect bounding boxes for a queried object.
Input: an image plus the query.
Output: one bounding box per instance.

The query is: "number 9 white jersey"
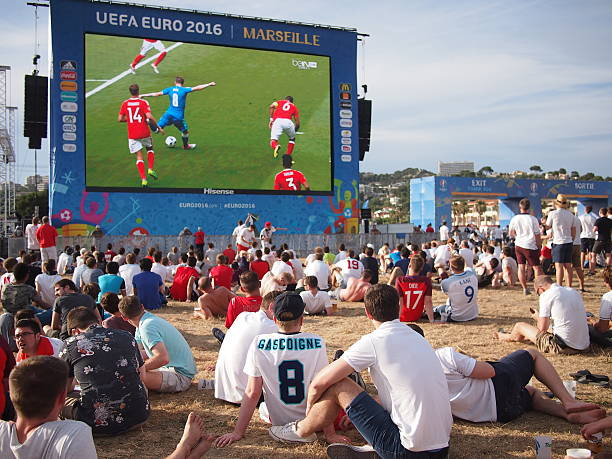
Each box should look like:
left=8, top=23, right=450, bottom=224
left=440, top=271, right=479, bottom=322
left=244, top=331, right=328, bottom=426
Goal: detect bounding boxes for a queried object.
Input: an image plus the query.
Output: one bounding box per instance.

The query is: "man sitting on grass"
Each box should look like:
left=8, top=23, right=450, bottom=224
left=0, top=356, right=97, bottom=458
left=14, top=319, right=64, bottom=364
left=60, top=307, right=150, bottom=436
left=214, top=292, right=348, bottom=447
left=225, top=271, right=263, bottom=328
left=496, top=276, right=590, bottom=354
left=193, top=277, right=235, bottom=320
left=300, top=276, right=333, bottom=315
left=267, top=284, right=452, bottom=458
left=331, top=270, right=373, bottom=302
left=119, top=296, right=197, bottom=393
left=204, top=291, right=281, bottom=402
left=434, top=255, right=479, bottom=322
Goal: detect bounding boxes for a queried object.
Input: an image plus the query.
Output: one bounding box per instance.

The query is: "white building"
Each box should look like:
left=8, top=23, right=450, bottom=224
left=438, top=161, right=474, bottom=176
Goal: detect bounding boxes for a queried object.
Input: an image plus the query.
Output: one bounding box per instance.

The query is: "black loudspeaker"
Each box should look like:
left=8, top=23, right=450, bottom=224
left=358, top=98, right=371, bottom=161
left=24, top=75, right=48, bottom=149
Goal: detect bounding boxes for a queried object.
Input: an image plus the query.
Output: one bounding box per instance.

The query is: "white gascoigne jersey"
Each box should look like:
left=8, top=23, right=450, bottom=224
left=244, top=332, right=328, bottom=426
left=441, top=271, right=479, bottom=321
left=336, top=258, right=364, bottom=281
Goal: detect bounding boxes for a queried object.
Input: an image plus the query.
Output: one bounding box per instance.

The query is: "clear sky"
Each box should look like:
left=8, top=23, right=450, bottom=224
left=2, top=0, right=612, bottom=182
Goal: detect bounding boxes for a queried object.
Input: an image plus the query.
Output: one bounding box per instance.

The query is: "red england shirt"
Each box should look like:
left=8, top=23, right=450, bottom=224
left=119, top=98, right=151, bottom=140
left=272, top=100, right=298, bottom=120
left=274, top=169, right=307, bottom=190
left=395, top=275, right=432, bottom=322
left=36, top=224, right=58, bottom=248
left=225, top=295, right=263, bottom=328
left=249, top=260, right=270, bottom=280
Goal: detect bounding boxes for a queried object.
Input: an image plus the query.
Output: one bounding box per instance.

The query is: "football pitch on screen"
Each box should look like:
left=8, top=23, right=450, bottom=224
left=85, top=35, right=332, bottom=192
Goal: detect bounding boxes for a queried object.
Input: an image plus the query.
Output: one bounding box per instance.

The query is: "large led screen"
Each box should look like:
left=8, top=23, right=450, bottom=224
left=85, top=34, right=332, bottom=193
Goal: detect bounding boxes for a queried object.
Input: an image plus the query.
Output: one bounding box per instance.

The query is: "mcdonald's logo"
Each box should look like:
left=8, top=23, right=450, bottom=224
left=339, top=83, right=352, bottom=91
left=60, top=81, right=78, bottom=91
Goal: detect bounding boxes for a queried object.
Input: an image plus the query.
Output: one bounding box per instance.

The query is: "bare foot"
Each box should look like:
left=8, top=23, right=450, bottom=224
left=567, top=408, right=606, bottom=424
left=178, top=412, right=204, bottom=450
left=495, top=331, right=511, bottom=342
left=563, top=400, right=601, bottom=414
left=190, top=433, right=215, bottom=457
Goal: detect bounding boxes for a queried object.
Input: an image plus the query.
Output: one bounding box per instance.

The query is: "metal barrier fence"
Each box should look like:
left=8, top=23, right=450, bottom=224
left=4, top=232, right=439, bottom=259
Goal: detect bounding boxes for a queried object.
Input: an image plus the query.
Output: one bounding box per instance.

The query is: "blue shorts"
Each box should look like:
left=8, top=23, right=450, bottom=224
left=551, top=242, right=573, bottom=264
left=346, top=391, right=449, bottom=459
left=158, top=112, right=189, bottom=132
left=490, top=350, right=534, bottom=422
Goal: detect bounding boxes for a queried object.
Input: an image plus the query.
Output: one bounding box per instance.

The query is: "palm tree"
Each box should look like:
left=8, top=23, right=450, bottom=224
left=476, top=200, right=487, bottom=226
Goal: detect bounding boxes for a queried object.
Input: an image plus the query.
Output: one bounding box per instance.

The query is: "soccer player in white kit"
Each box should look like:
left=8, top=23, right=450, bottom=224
left=130, top=39, right=167, bottom=74
left=214, top=292, right=347, bottom=447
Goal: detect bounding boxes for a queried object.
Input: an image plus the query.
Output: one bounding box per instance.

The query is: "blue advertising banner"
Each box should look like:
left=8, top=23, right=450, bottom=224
left=410, top=176, right=611, bottom=229
left=49, top=0, right=360, bottom=236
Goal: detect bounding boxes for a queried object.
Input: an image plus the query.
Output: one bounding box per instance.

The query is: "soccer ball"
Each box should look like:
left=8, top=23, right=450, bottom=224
left=165, top=136, right=177, bottom=148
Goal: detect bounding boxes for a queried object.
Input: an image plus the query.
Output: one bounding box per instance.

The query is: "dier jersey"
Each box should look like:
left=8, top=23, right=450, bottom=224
left=271, top=100, right=298, bottom=120
left=396, top=275, right=432, bottom=322
left=162, top=86, right=193, bottom=119
left=440, top=271, right=479, bottom=322
left=244, top=331, right=328, bottom=426
left=274, top=169, right=307, bottom=190
left=119, top=98, right=152, bottom=140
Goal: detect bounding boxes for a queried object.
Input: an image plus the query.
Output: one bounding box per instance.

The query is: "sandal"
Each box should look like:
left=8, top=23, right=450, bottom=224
left=570, top=370, right=609, bottom=382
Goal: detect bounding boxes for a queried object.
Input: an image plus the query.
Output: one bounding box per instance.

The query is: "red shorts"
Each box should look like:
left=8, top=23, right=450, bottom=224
left=237, top=244, right=249, bottom=252
left=515, top=246, right=540, bottom=266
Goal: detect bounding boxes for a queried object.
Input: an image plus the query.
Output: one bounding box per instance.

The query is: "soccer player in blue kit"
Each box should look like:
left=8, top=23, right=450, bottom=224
left=141, top=76, right=216, bottom=150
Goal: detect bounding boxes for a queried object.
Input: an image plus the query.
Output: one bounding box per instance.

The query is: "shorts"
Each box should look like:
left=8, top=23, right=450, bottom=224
left=551, top=242, right=573, bottom=264
left=158, top=368, right=192, bottom=393
left=158, top=112, right=188, bottom=132
left=128, top=137, right=153, bottom=154
left=236, top=243, right=250, bottom=253
left=489, top=350, right=534, bottom=422
left=40, top=246, right=57, bottom=262
left=515, top=246, right=540, bottom=266
left=270, top=118, right=295, bottom=140
left=580, top=238, right=595, bottom=253
left=535, top=331, right=587, bottom=355
left=592, top=240, right=611, bottom=254
left=571, top=245, right=582, bottom=269
left=346, top=391, right=449, bottom=459
left=140, top=39, right=166, bottom=55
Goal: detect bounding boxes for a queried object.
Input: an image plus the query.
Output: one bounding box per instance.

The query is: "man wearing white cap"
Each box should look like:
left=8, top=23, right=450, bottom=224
left=545, top=194, right=576, bottom=287
left=259, top=221, right=287, bottom=250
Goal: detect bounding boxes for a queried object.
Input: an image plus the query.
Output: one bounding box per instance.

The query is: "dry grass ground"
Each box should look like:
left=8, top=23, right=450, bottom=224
left=95, top=273, right=611, bottom=458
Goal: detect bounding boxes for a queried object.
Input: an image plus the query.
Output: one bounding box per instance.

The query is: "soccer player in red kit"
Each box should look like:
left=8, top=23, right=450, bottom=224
left=118, top=84, right=164, bottom=187
left=269, top=96, right=300, bottom=157
left=273, top=154, right=310, bottom=191
left=130, top=39, right=167, bottom=74
left=395, top=255, right=434, bottom=323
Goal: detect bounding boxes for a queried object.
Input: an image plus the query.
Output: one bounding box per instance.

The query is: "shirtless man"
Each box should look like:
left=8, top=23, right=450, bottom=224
left=193, top=277, right=235, bottom=319
left=333, top=270, right=372, bottom=302
left=260, top=271, right=294, bottom=297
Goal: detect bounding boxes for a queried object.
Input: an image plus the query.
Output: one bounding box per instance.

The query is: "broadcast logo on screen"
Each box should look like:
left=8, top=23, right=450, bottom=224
left=339, top=119, right=352, bottom=127
left=60, top=60, right=77, bottom=70
left=60, top=71, right=77, bottom=80
left=60, top=81, right=77, bottom=91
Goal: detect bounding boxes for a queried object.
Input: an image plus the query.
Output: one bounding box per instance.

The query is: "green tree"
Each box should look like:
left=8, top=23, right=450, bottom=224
left=478, top=166, right=494, bottom=176
left=15, top=192, right=48, bottom=220
left=570, top=170, right=580, bottom=179
left=530, top=165, right=542, bottom=173
left=558, top=168, right=567, bottom=175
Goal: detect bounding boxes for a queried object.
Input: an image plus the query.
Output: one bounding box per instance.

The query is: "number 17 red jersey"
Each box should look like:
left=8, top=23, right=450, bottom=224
left=395, top=275, right=432, bottom=322
left=119, top=97, right=152, bottom=140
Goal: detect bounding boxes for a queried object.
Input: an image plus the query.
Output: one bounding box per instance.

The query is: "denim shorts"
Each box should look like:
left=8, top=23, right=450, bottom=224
left=551, top=242, right=573, bottom=263
left=346, top=391, right=449, bottom=459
